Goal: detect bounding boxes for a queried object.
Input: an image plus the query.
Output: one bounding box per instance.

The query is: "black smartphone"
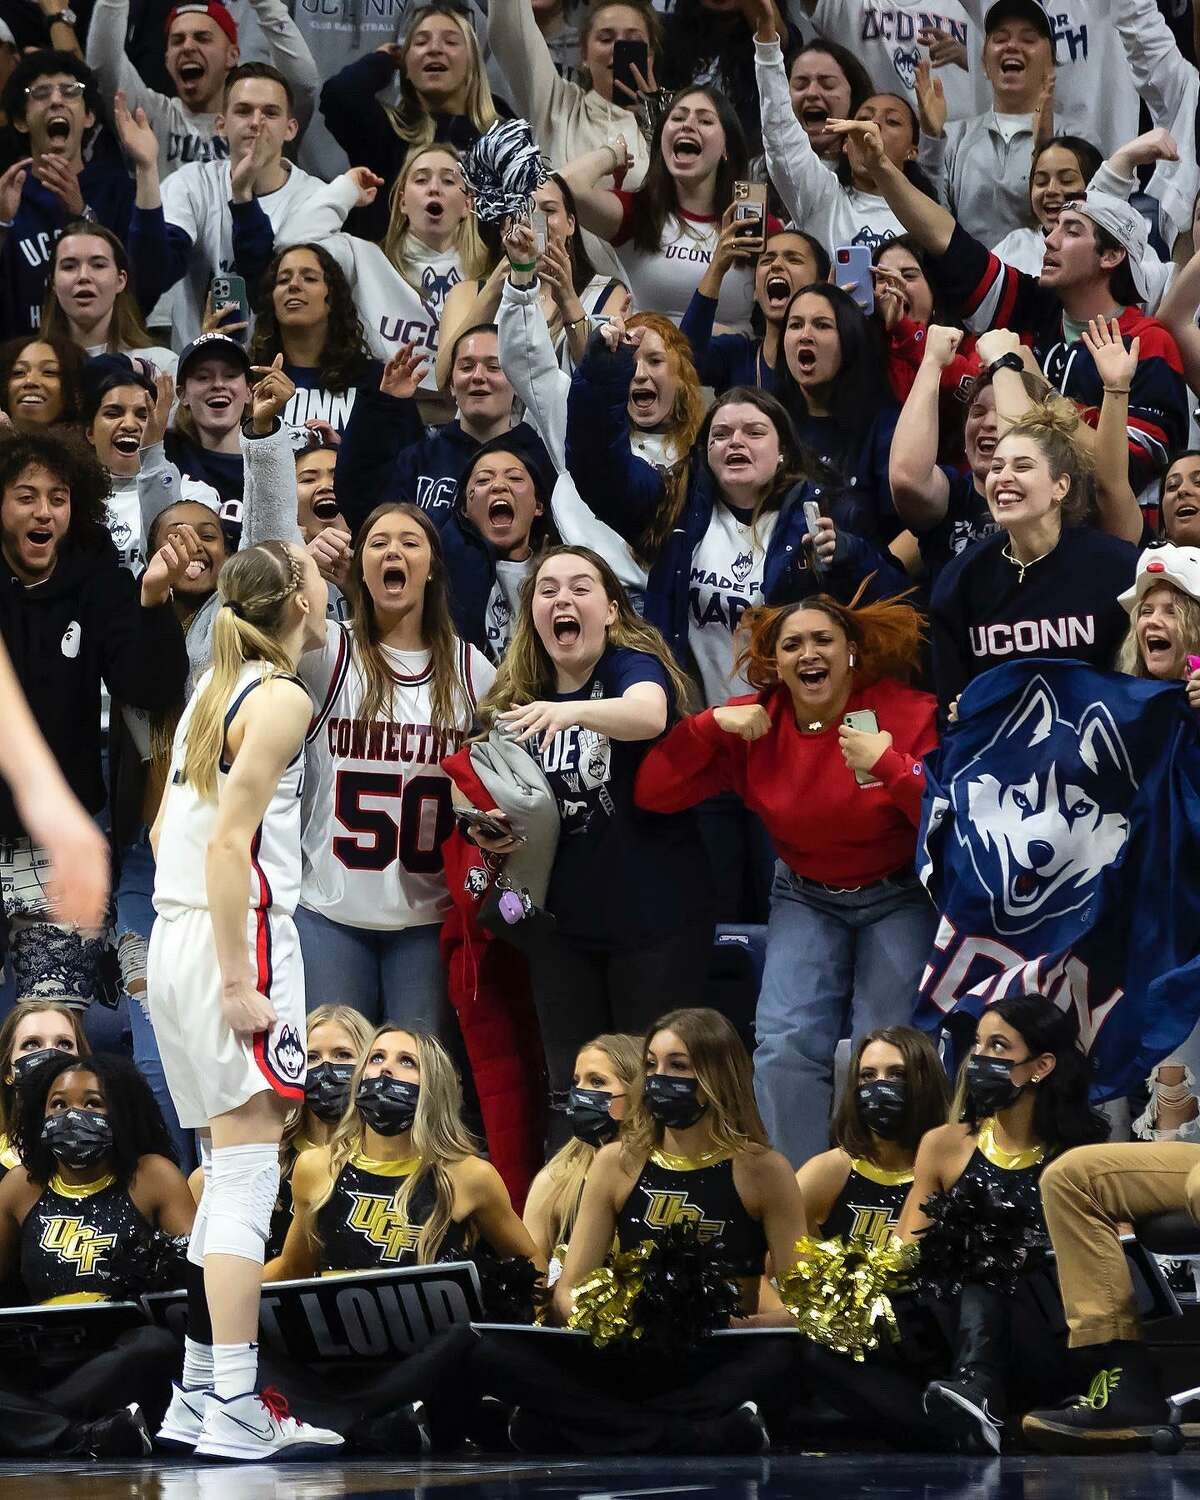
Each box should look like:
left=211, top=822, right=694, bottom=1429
left=612, top=38, right=649, bottom=99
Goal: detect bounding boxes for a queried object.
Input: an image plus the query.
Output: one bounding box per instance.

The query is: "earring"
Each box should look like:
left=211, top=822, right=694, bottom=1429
left=848, top=652, right=856, bottom=668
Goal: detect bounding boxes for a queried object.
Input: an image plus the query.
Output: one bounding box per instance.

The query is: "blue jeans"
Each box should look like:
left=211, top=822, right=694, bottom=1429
left=294, top=905, right=449, bottom=1034
left=115, top=831, right=192, bottom=1170
left=754, top=862, right=937, bottom=1169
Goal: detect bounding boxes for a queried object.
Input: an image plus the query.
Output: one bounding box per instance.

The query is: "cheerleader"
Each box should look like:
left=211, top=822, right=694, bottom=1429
left=897, top=996, right=1109, bottom=1453
left=0, top=1053, right=193, bottom=1458
left=523, top=1033, right=642, bottom=1271
left=147, top=539, right=343, bottom=1462
left=0, top=1003, right=88, bottom=1176
left=267, top=1025, right=537, bottom=1278
left=799, top=1025, right=950, bottom=1246
left=299, top=1004, right=374, bottom=1150
left=471, top=1008, right=806, bottom=1454
left=298, top=503, right=495, bottom=1028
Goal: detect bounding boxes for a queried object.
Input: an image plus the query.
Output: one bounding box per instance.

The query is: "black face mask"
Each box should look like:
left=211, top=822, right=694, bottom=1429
left=305, top=1062, right=354, bottom=1124
left=965, top=1054, right=1030, bottom=1117
left=563, top=1087, right=620, bottom=1147
left=356, top=1076, right=420, bottom=1136
left=856, top=1079, right=907, bottom=1139
left=642, top=1074, right=707, bottom=1130
left=12, top=1049, right=65, bottom=1082
left=41, top=1109, right=114, bottom=1170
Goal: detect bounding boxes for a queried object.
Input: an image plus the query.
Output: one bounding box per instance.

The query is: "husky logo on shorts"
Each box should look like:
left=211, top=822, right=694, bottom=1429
left=273, top=1024, right=305, bottom=1083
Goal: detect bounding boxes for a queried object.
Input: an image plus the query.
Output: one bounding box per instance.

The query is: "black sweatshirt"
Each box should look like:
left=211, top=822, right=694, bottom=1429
left=0, top=545, right=188, bottom=837
left=930, top=525, right=1138, bottom=710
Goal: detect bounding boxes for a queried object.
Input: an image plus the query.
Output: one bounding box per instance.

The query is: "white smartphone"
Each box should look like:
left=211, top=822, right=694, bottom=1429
left=803, top=500, right=823, bottom=577
left=531, top=210, right=549, bottom=255
left=843, top=708, right=881, bottom=785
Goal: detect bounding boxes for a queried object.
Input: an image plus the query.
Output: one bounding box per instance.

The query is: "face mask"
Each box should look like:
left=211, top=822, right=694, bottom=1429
left=965, top=1053, right=1029, bottom=1116
left=356, top=1076, right=420, bottom=1136
left=41, top=1109, right=113, bottom=1170
left=642, top=1074, right=706, bottom=1130
left=12, top=1048, right=65, bottom=1082
left=564, top=1087, right=620, bottom=1147
left=305, top=1062, right=354, bottom=1123
left=856, top=1079, right=907, bottom=1139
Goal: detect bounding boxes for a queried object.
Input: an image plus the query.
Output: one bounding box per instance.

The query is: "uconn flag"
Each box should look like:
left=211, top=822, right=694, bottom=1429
left=917, top=660, right=1200, bottom=1097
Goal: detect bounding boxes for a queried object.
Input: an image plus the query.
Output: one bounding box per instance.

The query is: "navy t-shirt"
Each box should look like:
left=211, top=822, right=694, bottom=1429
left=529, top=645, right=712, bottom=948
left=915, top=469, right=999, bottom=582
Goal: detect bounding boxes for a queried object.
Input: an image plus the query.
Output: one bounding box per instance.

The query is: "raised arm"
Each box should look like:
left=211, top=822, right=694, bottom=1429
left=241, top=357, right=304, bottom=548
left=435, top=264, right=506, bottom=392
left=251, top=0, right=321, bottom=134
left=87, top=0, right=171, bottom=157
left=496, top=681, right=669, bottom=749
left=826, top=119, right=956, bottom=255
left=558, top=143, right=630, bottom=243
left=1156, top=243, right=1200, bottom=395
left=207, top=680, right=313, bottom=1036
left=497, top=252, right=570, bottom=469
left=754, top=25, right=845, bottom=235
left=1080, top=317, right=1146, bottom=544
left=888, top=325, right=960, bottom=529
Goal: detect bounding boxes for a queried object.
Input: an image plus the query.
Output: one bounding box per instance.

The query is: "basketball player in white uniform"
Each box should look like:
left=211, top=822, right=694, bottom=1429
left=296, top=503, right=495, bottom=1026
left=147, top=538, right=342, bottom=1462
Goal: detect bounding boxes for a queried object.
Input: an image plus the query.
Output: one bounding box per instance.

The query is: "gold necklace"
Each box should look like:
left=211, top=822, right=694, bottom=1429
left=1002, top=540, right=1054, bottom=584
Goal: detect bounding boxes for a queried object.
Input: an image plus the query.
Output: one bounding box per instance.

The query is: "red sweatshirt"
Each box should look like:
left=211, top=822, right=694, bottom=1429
left=635, top=678, right=938, bottom=887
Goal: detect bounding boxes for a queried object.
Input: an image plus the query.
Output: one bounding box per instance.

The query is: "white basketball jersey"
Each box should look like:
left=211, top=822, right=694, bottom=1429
left=301, top=622, right=494, bottom=930
left=153, top=662, right=306, bottom=920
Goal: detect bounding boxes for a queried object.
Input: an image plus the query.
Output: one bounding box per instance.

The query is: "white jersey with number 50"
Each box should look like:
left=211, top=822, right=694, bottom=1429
left=300, top=621, right=495, bottom=930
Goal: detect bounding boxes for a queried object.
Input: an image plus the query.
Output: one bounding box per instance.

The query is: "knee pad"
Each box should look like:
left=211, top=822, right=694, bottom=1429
left=203, top=1143, right=280, bottom=1265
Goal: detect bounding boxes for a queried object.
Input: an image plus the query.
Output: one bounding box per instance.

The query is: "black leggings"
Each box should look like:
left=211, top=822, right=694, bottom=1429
left=469, top=1333, right=794, bottom=1454
left=0, top=1325, right=177, bottom=1457
left=531, top=923, right=713, bottom=1148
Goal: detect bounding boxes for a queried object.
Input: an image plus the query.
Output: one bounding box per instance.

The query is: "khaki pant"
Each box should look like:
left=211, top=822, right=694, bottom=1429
left=1042, top=1142, right=1200, bottom=1347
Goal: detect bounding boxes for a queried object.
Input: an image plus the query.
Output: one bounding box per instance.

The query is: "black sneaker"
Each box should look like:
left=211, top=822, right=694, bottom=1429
left=349, top=1399, right=432, bottom=1456
left=507, top=1407, right=570, bottom=1455
left=717, top=1401, right=770, bottom=1455
left=76, top=1403, right=153, bottom=1459
left=1022, top=1357, right=1172, bottom=1453
left=924, top=1372, right=1004, bottom=1454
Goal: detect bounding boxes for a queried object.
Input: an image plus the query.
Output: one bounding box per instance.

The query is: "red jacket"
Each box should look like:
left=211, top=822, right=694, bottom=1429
left=439, top=747, right=545, bottom=1212
left=635, top=678, right=938, bottom=886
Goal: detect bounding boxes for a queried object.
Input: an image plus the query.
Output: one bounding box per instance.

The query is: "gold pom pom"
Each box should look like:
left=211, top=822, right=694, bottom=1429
left=566, top=1243, right=652, bottom=1347
left=776, top=1235, right=916, bottom=1361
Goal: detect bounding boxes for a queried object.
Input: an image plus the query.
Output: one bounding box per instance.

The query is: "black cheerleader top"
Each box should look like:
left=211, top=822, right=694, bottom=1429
left=820, top=1157, right=913, bottom=1247
left=20, top=1172, right=150, bottom=1304
left=314, top=1153, right=470, bottom=1273
left=615, top=1148, right=767, bottom=1277
left=955, top=1118, right=1046, bottom=1227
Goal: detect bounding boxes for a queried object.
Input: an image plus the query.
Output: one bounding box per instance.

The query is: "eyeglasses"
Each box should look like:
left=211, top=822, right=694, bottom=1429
left=25, top=81, right=86, bottom=103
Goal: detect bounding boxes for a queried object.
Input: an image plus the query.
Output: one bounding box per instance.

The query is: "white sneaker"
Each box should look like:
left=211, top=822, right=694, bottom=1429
left=194, top=1387, right=344, bottom=1462
left=157, top=1383, right=209, bottom=1450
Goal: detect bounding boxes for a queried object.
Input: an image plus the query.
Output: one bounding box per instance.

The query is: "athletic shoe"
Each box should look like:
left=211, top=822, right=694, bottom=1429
left=1022, top=1351, right=1173, bottom=1454
left=924, top=1373, right=1004, bottom=1454
left=716, top=1401, right=770, bottom=1455
left=194, top=1386, right=344, bottom=1462
left=507, top=1406, right=570, bottom=1454
left=76, top=1402, right=153, bottom=1459
left=157, top=1383, right=209, bottom=1450
left=348, top=1400, right=432, bottom=1457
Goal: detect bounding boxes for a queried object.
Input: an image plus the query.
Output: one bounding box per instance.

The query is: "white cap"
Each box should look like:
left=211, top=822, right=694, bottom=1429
left=1118, top=543, right=1200, bottom=613
left=179, top=474, right=222, bottom=513
left=0, top=18, right=16, bottom=45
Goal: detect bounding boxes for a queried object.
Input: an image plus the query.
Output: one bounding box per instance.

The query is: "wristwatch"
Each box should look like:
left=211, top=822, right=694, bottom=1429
left=986, top=351, right=1024, bottom=378
left=47, top=6, right=78, bottom=22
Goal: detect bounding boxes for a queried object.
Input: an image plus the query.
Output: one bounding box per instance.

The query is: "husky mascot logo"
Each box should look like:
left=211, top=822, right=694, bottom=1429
left=953, top=676, right=1135, bottom=936
left=274, top=1024, right=305, bottom=1082
left=731, top=550, right=753, bottom=584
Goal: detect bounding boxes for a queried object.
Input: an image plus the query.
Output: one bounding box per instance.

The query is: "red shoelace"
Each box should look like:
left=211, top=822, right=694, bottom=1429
left=259, top=1387, right=291, bottom=1424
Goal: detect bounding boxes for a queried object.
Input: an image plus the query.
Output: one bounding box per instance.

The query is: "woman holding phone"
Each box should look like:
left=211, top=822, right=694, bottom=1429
left=635, top=591, right=938, bottom=1169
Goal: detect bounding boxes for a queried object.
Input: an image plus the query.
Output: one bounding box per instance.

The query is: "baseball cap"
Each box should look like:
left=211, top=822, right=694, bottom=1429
left=1067, top=192, right=1150, bottom=304
left=0, top=18, right=16, bottom=46
left=176, top=332, right=251, bottom=383
left=164, top=0, right=238, bottom=44
left=984, top=0, right=1053, bottom=41
left=1118, top=544, right=1200, bottom=613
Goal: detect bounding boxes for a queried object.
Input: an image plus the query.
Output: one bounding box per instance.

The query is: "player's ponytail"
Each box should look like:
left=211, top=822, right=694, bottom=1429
left=181, top=542, right=305, bottom=801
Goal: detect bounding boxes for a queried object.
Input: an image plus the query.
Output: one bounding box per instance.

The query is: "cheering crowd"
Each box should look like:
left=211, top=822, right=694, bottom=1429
left=3, top=0, right=1200, bottom=1465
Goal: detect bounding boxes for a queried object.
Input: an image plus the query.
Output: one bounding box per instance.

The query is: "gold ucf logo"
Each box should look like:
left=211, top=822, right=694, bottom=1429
left=639, top=1188, right=724, bottom=1242
left=845, top=1205, right=897, bottom=1249
left=346, top=1193, right=420, bottom=1262
left=39, top=1217, right=117, bottom=1276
